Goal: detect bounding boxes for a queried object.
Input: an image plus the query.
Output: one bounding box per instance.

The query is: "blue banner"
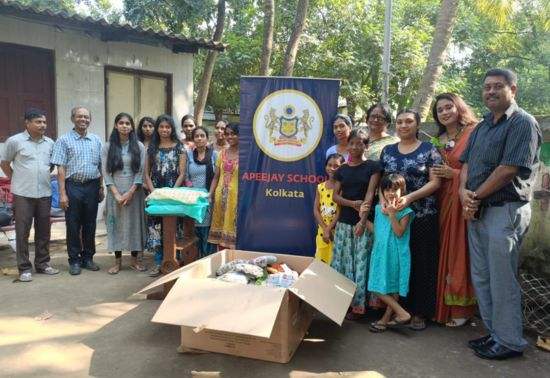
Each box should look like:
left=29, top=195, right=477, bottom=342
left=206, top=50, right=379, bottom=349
left=237, top=77, right=340, bottom=256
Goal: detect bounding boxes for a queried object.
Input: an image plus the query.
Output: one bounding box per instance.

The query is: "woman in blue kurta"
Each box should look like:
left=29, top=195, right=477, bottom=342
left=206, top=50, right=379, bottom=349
left=186, top=126, right=218, bottom=257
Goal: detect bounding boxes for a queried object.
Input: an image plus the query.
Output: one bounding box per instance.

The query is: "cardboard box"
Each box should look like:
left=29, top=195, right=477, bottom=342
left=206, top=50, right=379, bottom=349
left=138, top=249, right=357, bottom=363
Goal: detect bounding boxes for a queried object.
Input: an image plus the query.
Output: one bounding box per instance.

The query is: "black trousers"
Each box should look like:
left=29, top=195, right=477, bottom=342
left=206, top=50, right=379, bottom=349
left=65, top=179, right=99, bottom=264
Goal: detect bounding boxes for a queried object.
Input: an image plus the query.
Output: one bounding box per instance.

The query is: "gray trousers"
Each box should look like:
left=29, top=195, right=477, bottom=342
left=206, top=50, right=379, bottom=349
left=468, top=201, right=530, bottom=352
left=12, top=194, right=52, bottom=273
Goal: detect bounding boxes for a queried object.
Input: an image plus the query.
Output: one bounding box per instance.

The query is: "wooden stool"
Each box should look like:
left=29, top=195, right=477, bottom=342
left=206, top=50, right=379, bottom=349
left=160, top=216, right=197, bottom=274
left=147, top=215, right=198, bottom=300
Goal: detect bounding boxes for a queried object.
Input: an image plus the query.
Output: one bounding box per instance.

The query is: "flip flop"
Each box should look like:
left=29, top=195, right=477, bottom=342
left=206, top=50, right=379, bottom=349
left=108, top=265, right=120, bottom=275
left=409, top=318, right=427, bottom=331
left=386, top=316, right=412, bottom=329
left=536, top=336, right=550, bottom=352
left=149, top=267, right=161, bottom=277
left=129, top=264, right=147, bottom=272
left=368, top=321, right=387, bottom=333
left=446, top=318, right=468, bottom=328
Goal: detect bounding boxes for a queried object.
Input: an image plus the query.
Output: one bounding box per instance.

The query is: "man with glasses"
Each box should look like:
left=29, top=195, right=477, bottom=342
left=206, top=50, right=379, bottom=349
left=459, top=68, right=542, bottom=360
left=51, top=107, right=104, bottom=275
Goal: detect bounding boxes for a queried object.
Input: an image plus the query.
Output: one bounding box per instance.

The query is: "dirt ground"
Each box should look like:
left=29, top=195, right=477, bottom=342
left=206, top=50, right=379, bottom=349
left=1, top=222, right=549, bottom=378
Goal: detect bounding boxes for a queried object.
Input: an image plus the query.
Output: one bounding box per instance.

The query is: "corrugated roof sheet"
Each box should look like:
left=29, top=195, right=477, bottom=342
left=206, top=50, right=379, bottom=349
left=0, top=0, right=225, bottom=52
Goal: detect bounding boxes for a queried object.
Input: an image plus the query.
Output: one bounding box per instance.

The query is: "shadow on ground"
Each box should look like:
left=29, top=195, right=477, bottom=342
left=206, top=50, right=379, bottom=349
left=1, top=226, right=549, bottom=378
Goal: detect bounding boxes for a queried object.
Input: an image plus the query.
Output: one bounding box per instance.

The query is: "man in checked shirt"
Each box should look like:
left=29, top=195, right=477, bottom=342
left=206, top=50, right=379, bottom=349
left=51, top=107, right=104, bottom=275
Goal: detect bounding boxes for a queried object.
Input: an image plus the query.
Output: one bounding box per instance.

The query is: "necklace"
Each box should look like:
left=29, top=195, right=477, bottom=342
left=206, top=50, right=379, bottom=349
left=444, top=126, right=465, bottom=151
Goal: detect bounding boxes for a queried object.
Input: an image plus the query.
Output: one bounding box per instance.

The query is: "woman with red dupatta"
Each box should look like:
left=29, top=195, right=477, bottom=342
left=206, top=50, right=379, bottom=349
left=431, top=93, right=478, bottom=327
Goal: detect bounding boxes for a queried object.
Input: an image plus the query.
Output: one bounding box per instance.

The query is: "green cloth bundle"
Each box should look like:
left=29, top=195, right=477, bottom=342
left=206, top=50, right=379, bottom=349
left=145, top=187, right=210, bottom=222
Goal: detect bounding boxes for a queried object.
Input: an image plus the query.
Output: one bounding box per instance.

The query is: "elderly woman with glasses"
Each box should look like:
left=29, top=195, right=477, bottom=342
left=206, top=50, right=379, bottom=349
left=365, top=103, right=399, bottom=161
left=326, top=114, right=353, bottom=160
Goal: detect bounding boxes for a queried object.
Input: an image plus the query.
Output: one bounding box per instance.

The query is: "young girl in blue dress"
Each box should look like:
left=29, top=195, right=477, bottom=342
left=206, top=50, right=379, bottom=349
left=363, top=173, right=414, bottom=332
left=331, top=128, right=382, bottom=320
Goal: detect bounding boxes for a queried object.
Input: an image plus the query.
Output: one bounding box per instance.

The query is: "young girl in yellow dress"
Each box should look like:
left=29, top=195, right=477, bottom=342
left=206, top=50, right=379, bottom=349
left=313, top=153, right=345, bottom=264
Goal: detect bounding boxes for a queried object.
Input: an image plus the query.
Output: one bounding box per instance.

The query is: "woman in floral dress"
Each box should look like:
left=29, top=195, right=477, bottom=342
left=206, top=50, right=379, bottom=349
left=380, top=109, right=443, bottom=330
left=144, top=115, right=186, bottom=276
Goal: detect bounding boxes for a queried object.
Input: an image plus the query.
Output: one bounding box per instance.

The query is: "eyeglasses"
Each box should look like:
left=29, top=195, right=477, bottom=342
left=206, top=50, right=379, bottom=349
left=368, top=115, right=388, bottom=123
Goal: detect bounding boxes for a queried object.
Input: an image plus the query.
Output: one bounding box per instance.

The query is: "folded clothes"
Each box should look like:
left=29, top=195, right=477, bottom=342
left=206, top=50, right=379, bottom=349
left=146, top=187, right=209, bottom=204
left=145, top=188, right=211, bottom=222
left=215, top=256, right=299, bottom=288
left=233, top=263, right=264, bottom=279
left=217, top=271, right=249, bottom=285
left=216, top=259, right=249, bottom=276
left=216, top=255, right=278, bottom=276
left=248, top=255, right=277, bottom=267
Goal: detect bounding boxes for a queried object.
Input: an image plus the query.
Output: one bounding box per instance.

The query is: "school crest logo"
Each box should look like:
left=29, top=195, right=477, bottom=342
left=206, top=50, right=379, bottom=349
left=253, top=90, right=323, bottom=162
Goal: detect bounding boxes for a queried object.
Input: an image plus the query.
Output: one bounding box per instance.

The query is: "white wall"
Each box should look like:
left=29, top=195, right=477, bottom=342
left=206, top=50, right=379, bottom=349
left=0, top=14, right=194, bottom=141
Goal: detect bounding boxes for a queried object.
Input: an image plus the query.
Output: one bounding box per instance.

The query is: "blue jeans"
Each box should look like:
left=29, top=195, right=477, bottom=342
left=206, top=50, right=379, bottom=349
left=195, top=226, right=217, bottom=258
left=468, top=202, right=530, bottom=352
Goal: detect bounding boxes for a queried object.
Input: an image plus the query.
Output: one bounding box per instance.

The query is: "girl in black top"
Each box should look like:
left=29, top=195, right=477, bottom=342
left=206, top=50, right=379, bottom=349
left=331, top=128, right=382, bottom=320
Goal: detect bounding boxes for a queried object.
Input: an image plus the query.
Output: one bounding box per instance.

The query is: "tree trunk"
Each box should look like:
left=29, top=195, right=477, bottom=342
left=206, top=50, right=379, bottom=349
left=259, top=0, right=275, bottom=76
left=412, top=0, right=458, bottom=121
left=194, top=0, right=226, bottom=125
left=281, top=0, right=309, bottom=77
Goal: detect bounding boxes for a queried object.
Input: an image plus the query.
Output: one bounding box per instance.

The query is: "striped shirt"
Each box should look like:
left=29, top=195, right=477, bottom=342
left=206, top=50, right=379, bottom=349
left=2, top=130, right=54, bottom=198
left=459, top=102, right=542, bottom=205
left=50, top=129, right=103, bottom=181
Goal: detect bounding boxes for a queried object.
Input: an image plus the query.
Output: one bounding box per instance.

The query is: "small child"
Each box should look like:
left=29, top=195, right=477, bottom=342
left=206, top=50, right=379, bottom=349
left=363, top=173, right=414, bottom=332
left=313, top=153, right=345, bottom=265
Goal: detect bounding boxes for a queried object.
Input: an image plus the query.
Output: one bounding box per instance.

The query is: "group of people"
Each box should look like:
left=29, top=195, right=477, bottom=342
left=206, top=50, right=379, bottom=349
left=1, top=67, right=541, bottom=361
left=1, top=108, right=240, bottom=280
left=315, top=68, right=542, bottom=361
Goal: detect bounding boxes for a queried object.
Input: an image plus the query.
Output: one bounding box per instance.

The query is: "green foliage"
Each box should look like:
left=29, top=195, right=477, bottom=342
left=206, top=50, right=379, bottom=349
left=440, top=0, right=550, bottom=117
left=22, top=0, right=548, bottom=117
left=123, top=0, right=215, bottom=35
left=15, top=0, right=77, bottom=11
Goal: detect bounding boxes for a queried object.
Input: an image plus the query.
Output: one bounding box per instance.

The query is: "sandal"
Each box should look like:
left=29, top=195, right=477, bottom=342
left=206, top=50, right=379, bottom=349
left=369, top=321, right=387, bottom=333
left=149, top=266, right=161, bottom=277
left=129, top=264, right=147, bottom=272
left=386, top=316, right=412, bottom=329
left=446, top=318, right=468, bottom=328
left=409, top=317, right=427, bottom=331
left=536, top=336, right=550, bottom=352
left=108, top=265, right=120, bottom=275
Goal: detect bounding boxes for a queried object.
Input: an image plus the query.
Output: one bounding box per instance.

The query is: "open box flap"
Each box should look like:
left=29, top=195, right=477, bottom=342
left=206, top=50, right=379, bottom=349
left=152, top=277, right=287, bottom=338
left=290, top=259, right=357, bottom=325
left=137, top=252, right=225, bottom=295
left=136, top=265, right=189, bottom=294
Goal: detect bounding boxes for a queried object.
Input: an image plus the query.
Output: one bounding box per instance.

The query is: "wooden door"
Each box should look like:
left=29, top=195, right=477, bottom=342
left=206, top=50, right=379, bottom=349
left=0, top=42, right=56, bottom=142
left=105, top=66, right=171, bottom=136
